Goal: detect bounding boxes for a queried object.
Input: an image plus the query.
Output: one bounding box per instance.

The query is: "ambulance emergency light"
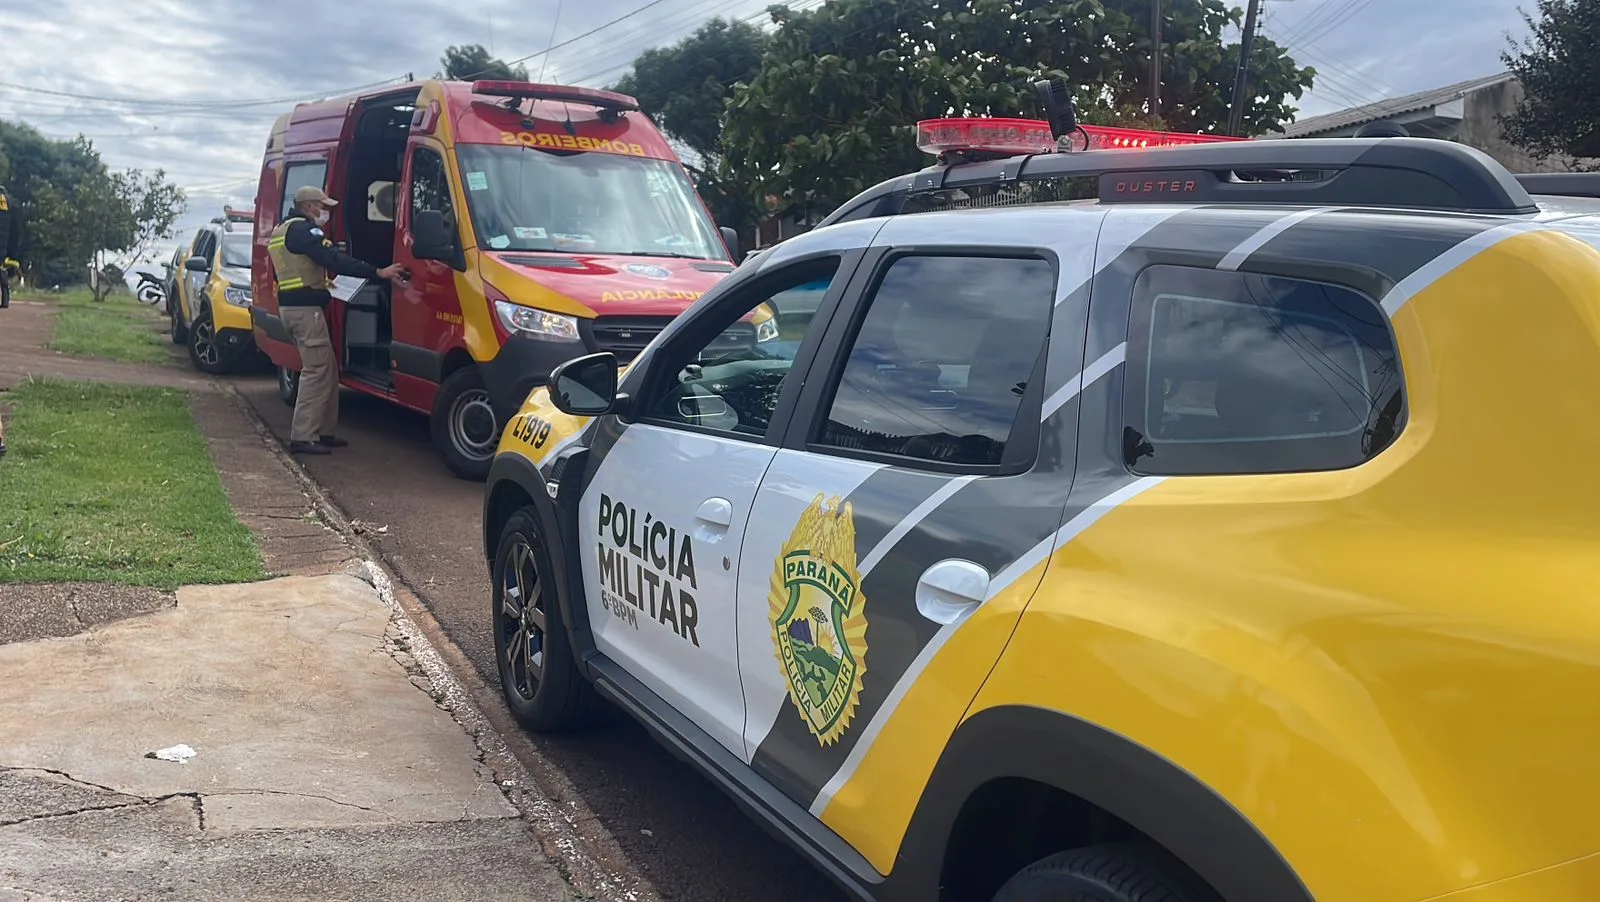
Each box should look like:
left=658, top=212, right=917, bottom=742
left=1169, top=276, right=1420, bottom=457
left=471, top=80, right=640, bottom=113
left=914, top=117, right=1247, bottom=158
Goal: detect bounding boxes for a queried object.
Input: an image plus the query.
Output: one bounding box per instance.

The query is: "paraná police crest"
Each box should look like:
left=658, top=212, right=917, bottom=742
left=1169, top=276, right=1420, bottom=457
left=769, top=493, right=868, bottom=747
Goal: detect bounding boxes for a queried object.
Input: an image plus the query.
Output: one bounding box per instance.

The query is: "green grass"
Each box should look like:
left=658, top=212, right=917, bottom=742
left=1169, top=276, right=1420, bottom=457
left=36, top=289, right=174, bottom=365
left=0, top=378, right=264, bottom=588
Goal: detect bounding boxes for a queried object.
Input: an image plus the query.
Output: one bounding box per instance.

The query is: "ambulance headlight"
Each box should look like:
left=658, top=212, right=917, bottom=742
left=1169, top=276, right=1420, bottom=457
left=495, top=300, right=580, bottom=342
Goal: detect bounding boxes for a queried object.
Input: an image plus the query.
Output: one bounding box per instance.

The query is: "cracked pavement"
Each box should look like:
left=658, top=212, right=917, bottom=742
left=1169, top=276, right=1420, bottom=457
left=0, top=573, right=573, bottom=901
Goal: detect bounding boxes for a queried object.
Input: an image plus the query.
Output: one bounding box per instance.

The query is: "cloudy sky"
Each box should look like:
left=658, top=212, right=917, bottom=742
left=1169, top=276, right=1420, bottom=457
left=0, top=0, right=1529, bottom=274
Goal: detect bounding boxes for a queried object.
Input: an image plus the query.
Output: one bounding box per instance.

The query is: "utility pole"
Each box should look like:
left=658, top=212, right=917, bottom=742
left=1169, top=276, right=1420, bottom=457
left=1150, top=0, right=1163, bottom=119
left=1226, top=0, right=1263, bottom=136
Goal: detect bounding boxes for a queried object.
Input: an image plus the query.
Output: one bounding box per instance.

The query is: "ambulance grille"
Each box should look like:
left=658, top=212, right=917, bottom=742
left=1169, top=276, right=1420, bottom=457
left=589, top=316, right=673, bottom=362
left=589, top=316, right=757, bottom=362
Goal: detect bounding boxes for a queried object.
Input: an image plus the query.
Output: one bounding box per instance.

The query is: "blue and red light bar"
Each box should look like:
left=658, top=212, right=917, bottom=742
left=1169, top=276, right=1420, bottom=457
left=471, top=80, right=640, bottom=112
left=915, top=117, right=1245, bottom=158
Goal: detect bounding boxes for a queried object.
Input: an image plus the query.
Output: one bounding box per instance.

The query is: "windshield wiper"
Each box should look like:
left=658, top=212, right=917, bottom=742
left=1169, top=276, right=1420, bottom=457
left=625, top=251, right=709, bottom=259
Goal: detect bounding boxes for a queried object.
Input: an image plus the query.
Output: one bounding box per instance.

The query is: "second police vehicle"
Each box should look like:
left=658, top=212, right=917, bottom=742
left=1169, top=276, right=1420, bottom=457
left=480, top=82, right=1600, bottom=902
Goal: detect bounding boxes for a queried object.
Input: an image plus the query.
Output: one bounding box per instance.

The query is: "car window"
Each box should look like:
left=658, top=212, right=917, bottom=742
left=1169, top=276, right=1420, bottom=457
left=1123, top=265, right=1404, bottom=476
left=639, top=260, right=840, bottom=440
left=192, top=230, right=218, bottom=264
left=280, top=161, right=329, bottom=221
left=814, top=254, right=1055, bottom=470
left=409, top=146, right=457, bottom=233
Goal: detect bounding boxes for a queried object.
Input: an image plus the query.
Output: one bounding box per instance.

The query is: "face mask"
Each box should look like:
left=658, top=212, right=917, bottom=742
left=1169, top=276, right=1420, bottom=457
left=313, top=209, right=330, bottom=226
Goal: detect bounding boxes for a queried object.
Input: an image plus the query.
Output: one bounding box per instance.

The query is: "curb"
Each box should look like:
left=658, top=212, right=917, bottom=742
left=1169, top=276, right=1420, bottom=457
left=212, top=378, right=647, bottom=902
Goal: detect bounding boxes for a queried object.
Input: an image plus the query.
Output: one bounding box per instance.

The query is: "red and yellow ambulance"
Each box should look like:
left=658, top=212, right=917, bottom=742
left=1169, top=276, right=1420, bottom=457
left=251, top=79, right=746, bottom=479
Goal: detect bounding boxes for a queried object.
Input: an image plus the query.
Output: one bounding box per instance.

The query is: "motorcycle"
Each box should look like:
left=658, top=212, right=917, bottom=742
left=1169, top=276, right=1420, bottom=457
left=134, top=270, right=166, bottom=306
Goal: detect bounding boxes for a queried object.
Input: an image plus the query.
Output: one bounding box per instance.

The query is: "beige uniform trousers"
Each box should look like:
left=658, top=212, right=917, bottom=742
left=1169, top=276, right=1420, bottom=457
left=280, top=305, right=339, bottom=443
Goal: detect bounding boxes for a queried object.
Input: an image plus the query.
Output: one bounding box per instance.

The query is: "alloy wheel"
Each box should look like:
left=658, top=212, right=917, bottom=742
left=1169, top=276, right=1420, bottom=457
left=191, top=319, right=219, bottom=366
left=498, top=537, right=547, bottom=701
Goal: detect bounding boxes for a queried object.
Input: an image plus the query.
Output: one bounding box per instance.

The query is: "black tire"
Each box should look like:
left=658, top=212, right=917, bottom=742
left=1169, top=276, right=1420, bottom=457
left=169, top=296, right=187, bottom=344
left=430, top=366, right=500, bottom=481
left=492, top=507, right=600, bottom=732
left=993, top=843, right=1219, bottom=902
left=186, top=308, right=232, bottom=374
left=277, top=365, right=300, bottom=406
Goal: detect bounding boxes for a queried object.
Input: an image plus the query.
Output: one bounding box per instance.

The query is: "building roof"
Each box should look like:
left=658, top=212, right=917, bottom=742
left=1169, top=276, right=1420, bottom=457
left=1277, top=71, right=1515, bottom=138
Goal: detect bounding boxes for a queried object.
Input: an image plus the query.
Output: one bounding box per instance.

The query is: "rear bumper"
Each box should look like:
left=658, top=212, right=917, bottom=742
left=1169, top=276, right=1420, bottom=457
left=479, top=334, right=588, bottom=423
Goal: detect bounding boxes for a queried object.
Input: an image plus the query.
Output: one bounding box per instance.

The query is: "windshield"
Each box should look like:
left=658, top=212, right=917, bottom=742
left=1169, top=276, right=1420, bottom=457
left=455, top=145, right=726, bottom=260
left=220, top=231, right=252, bottom=269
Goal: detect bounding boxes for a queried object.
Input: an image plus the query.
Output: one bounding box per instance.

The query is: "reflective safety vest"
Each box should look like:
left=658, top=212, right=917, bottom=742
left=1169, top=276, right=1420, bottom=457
left=266, top=218, right=330, bottom=293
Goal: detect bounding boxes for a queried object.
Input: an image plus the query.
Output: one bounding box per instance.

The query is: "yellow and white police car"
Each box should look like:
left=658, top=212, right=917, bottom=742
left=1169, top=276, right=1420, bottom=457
left=481, top=106, right=1600, bottom=902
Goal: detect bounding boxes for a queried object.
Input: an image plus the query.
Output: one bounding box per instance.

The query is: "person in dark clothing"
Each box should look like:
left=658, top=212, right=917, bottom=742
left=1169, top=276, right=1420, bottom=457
left=266, top=185, right=404, bottom=454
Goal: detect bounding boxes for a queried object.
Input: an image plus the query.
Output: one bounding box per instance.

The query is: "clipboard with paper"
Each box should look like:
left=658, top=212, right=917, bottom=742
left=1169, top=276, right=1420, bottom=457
left=329, top=275, right=368, bottom=302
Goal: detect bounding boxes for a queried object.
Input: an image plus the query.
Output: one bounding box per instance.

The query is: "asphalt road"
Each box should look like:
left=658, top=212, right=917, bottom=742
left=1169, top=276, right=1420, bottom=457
left=229, top=373, right=847, bottom=902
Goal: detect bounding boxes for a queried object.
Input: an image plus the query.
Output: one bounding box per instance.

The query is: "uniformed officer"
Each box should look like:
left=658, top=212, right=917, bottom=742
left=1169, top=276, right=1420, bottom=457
left=267, top=185, right=404, bottom=455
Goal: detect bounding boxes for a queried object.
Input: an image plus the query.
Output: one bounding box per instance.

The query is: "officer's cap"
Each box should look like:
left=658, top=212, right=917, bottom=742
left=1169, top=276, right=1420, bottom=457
left=293, top=185, right=339, bottom=206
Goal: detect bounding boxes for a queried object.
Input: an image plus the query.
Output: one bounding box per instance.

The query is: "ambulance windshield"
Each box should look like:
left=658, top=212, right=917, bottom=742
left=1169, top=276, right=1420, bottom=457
left=456, top=145, right=727, bottom=261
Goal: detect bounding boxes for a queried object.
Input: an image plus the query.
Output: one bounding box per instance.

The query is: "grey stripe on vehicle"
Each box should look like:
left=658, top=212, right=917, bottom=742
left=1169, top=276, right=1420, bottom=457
left=747, top=412, right=1082, bottom=806
left=1231, top=210, right=1508, bottom=289
left=784, top=204, right=1399, bottom=811
left=804, top=359, right=1139, bottom=815
left=746, top=206, right=1290, bottom=805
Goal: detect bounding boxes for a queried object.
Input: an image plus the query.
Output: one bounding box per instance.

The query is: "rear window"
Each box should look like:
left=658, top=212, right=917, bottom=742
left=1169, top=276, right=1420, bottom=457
left=1123, top=265, right=1404, bottom=476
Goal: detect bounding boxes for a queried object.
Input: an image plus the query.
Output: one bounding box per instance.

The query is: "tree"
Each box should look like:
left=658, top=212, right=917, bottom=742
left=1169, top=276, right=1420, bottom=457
left=0, top=122, right=105, bottom=278
left=1501, top=0, right=1600, bottom=163
left=28, top=164, right=185, bottom=301
left=723, top=0, right=1315, bottom=218
left=439, top=44, right=529, bottom=82
left=612, top=19, right=772, bottom=242
left=116, top=168, right=186, bottom=277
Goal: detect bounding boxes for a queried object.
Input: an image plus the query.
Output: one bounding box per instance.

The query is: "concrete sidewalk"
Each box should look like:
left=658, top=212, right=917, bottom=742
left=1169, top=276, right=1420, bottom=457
left=0, top=574, right=573, bottom=901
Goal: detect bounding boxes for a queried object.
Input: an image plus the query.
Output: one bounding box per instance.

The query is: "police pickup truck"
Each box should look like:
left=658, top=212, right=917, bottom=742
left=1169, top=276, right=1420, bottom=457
left=481, top=102, right=1600, bottom=902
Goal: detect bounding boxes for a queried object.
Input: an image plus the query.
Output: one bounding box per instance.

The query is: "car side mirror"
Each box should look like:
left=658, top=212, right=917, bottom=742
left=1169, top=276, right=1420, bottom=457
left=184, top=255, right=209, bottom=273
left=548, top=352, right=623, bottom=417
left=411, top=209, right=455, bottom=261
left=719, top=226, right=739, bottom=258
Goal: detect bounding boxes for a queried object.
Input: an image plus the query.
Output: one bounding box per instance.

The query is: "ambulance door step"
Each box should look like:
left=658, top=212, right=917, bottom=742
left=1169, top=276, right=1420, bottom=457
left=345, top=367, right=394, bottom=393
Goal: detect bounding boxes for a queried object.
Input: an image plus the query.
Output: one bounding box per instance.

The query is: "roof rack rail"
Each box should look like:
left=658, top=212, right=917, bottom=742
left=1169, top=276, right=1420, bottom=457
left=816, top=137, right=1538, bottom=228
left=1516, top=172, right=1600, bottom=199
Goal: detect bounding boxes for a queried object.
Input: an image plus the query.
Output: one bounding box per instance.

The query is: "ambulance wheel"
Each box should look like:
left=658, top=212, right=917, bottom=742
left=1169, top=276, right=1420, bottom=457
left=432, top=366, right=499, bottom=481
left=278, top=366, right=299, bottom=406
left=492, top=507, right=599, bottom=732
left=993, top=843, right=1218, bottom=902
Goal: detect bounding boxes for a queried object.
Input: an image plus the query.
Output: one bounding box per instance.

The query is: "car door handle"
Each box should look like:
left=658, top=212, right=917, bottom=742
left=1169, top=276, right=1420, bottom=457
left=915, top=559, right=991, bottom=625
left=695, top=498, right=734, bottom=529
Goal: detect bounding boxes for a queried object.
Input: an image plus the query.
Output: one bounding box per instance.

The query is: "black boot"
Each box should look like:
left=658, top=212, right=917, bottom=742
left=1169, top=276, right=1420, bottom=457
left=289, top=440, right=331, bottom=455
left=318, top=435, right=349, bottom=448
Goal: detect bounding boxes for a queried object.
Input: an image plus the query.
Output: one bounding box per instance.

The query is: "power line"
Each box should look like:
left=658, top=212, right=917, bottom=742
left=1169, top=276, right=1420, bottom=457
left=561, top=0, right=826, bottom=88
left=1293, top=0, right=1378, bottom=49
left=535, top=0, right=772, bottom=83
left=0, top=75, right=406, bottom=111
